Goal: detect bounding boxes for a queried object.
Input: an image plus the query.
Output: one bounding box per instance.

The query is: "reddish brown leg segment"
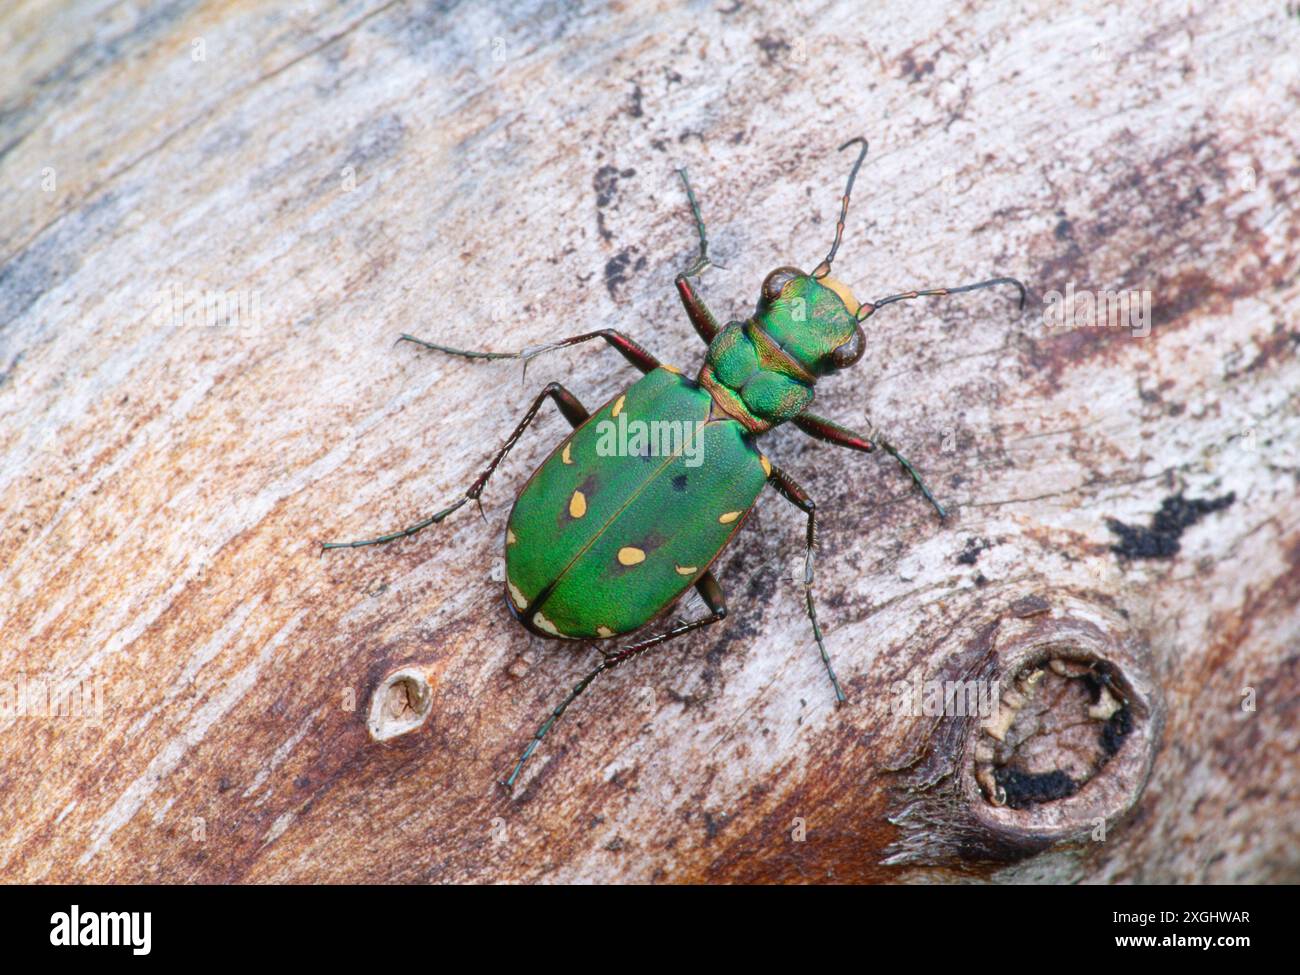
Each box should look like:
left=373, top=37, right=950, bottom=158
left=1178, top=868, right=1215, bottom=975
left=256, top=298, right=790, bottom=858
left=675, top=276, right=722, bottom=344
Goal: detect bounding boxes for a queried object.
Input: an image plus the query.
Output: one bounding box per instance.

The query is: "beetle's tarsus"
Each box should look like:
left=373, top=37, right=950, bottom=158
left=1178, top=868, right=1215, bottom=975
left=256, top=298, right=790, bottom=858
left=320, top=499, right=468, bottom=551
left=398, top=333, right=518, bottom=360
left=766, top=465, right=847, bottom=704
left=807, top=590, right=846, bottom=704
left=681, top=255, right=712, bottom=278
left=675, top=166, right=714, bottom=279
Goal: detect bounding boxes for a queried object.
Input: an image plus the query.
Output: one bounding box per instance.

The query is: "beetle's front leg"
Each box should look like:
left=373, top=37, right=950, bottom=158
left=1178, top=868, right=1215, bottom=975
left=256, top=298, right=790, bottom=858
left=673, top=168, right=723, bottom=345
left=321, top=382, right=591, bottom=551
left=675, top=276, right=723, bottom=346
left=766, top=465, right=845, bottom=705
left=794, top=411, right=947, bottom=520
left=398, top=328, right=661, bottom=376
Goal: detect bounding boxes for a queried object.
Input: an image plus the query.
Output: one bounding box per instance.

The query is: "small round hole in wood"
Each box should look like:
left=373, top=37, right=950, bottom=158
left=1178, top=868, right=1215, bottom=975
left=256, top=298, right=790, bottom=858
left=367, top=668, right=433, bottom=742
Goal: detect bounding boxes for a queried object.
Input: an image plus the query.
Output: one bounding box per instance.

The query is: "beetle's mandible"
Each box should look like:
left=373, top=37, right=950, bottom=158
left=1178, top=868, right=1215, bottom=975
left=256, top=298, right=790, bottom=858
left=323, top=138, right=1027, bottom=790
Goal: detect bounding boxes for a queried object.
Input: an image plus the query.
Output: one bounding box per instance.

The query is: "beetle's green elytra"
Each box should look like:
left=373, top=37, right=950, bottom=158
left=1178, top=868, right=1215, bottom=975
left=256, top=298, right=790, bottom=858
left=504, top=365, right=768, bottom=641
left=322, top=138, right=1027, bottom=790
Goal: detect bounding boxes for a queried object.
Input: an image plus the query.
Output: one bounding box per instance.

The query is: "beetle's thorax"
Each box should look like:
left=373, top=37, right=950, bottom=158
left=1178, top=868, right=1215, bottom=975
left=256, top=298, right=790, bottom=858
left=697, top=319, right=815, bottom=433
left=696, top=271, right=865, bottom=432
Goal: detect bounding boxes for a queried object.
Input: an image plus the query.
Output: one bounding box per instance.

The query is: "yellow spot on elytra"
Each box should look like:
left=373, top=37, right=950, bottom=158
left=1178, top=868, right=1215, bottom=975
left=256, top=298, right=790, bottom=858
left=719, top=511, right=742, bottom=524
left=618, top=546, right=645, bottom=566
left=562, top=442, right=573, bottom=465
left=675, top=564, right=697, bottom=575
left=506, top=527, right=517, bottom=544
left=569, top=489, right=587, bottom=518
left=612, top=394, right=626, bottom=418
left=760, top=454, right=772, bottom=477
left=507, top=579, right=527, bottom=609
left=532, top=612, right=563, bottom=636
left=661, top=364, right=681, bottom=374
left=596, top=626, right=614, bottom=638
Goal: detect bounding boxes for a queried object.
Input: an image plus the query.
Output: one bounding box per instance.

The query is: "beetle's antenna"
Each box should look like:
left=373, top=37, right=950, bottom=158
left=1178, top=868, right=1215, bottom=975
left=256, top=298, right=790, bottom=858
left=812, top=137, right=869, bottom=280
left=855, top=276, right=1028, bottom=321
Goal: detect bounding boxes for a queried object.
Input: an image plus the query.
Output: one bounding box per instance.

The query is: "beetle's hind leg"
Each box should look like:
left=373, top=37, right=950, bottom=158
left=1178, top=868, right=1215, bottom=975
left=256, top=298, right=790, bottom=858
left=501, top=573, right=728, bottom=791
left=766, top=464, right=846, bottom=704
left=321, top=382, right=590, bottom=551
left=398, top=328, right=660, bottom=377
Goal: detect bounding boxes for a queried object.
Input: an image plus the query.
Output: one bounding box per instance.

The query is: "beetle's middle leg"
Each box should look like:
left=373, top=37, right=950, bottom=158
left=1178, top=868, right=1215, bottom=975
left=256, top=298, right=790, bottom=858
left=794, top=411, right=947, bottom=520
left=321, top=382, right=590, bottom=551
left=398, top=328, right=660, bottom=376
left=766, top=464, right=846, bottom=704
left=502, top=572, right=728, bottom=790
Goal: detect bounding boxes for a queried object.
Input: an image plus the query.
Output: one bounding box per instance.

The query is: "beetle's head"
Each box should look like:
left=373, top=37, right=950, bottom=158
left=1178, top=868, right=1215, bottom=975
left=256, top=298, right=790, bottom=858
left=737, top=138, right=1026, bottom=385
left=746, top=137, right=880, bottom=376
left=753, top=266, right=865, bottom=375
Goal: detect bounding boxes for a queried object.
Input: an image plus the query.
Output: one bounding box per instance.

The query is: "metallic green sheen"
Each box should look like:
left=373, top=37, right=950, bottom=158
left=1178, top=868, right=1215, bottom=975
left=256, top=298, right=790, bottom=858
left=504, top=367, right=768, bottom=639
left=702, top=272, right=859, bottom=427
left=506, top=274, right=858, bottom=638
left=754, top=275, right=858, bottom=375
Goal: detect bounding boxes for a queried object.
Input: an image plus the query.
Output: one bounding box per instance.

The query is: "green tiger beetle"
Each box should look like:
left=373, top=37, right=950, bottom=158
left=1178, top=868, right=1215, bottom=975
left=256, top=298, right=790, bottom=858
left=323, top=138, right=1025, bottom=789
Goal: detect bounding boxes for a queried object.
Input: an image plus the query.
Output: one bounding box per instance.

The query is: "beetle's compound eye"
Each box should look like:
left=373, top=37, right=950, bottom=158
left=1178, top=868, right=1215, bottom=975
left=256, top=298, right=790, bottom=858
left=831, top=325, right=865, bottom=369
left=762, top=266, right=803, bottom=302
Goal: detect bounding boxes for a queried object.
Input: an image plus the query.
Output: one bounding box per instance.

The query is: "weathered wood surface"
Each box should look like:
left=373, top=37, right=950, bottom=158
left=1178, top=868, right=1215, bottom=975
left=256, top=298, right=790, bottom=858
left=1, top=0, right=1296, bottom=884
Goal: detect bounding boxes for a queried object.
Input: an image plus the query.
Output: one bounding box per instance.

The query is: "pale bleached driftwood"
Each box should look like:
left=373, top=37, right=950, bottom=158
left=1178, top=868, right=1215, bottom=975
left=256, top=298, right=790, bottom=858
left=0, top=0, right=1296, bottom=883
